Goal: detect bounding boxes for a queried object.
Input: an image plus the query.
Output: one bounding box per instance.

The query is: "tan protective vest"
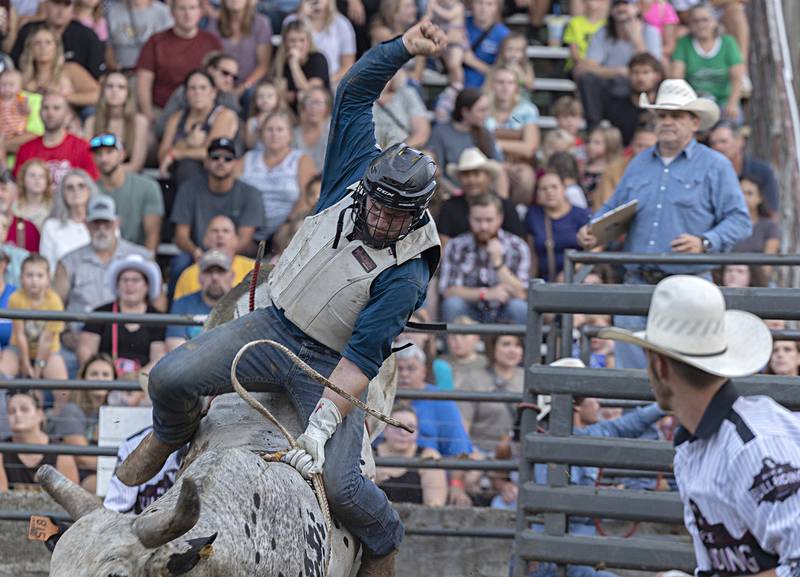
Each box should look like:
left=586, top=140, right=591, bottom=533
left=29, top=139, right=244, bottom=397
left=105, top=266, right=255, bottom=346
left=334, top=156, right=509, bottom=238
left=269, top=191, right=441, bottom=353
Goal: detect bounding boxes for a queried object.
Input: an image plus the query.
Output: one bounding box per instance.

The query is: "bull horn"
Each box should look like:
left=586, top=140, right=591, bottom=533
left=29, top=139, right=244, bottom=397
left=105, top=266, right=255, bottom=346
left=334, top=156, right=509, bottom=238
left=35, top=465, right=102, bottom=520
left=133, top=478, right=201, bottom=548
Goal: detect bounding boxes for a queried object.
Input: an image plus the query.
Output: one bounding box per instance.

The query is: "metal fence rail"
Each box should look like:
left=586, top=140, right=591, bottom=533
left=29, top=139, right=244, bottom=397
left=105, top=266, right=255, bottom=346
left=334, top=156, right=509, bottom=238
left=515, top=276, right=800, bottom=576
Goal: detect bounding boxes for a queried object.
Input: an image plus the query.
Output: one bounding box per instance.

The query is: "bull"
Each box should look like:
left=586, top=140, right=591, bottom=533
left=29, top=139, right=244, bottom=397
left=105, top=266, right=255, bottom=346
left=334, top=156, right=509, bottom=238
left=36, top=270, right=397, bottom=577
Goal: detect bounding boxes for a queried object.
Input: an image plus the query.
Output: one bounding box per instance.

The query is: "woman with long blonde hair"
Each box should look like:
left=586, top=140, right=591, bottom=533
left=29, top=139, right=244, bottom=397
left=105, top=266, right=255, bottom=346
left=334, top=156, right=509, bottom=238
left=207, top=0, right=273, bottom=97
left=84, top=72, right=148, bottom=172
left=20, top=27, right=99, bottom=108
left=13, top=159, right=53, bottom=231
left=272, top=19, right=330, bottom=110
left=289, top=0, right=356, bottom=85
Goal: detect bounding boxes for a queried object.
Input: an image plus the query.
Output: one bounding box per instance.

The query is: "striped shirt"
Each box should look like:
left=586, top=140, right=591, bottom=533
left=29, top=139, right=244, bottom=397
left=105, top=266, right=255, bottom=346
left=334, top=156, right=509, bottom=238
left=673, top=382, right=800, bottom=577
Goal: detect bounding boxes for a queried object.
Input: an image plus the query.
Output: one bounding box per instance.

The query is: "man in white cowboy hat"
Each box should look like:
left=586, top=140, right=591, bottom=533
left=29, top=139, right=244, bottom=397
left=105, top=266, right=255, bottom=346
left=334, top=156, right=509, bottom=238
left=436, top=147, right=526, bottom=245
left=577, top=79, right=751, bottom=370
left=599, top=275, right=800, bottom=577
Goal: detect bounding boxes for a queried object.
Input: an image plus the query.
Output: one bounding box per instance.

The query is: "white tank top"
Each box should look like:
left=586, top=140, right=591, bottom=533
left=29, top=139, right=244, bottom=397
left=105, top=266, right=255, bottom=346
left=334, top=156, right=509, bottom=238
left=241, top=149, right=302, bottom=238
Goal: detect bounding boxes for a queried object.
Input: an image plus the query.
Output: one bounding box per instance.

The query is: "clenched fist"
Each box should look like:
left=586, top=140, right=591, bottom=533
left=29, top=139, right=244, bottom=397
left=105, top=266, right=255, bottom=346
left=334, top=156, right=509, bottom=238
left=402, top=19, right=447, bottom=58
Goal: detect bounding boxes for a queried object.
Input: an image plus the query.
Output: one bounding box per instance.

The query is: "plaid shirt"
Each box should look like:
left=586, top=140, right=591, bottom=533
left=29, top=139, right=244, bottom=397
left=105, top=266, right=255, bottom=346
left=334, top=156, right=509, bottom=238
left=438, top=229, right=531, bottom=295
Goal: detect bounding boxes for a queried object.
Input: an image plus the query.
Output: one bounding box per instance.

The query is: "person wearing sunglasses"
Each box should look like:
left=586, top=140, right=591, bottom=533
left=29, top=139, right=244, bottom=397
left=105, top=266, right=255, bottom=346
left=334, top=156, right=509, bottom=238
left=170, top=137, right=264, bottom=274
left=92, top=133, right=164, bottom=254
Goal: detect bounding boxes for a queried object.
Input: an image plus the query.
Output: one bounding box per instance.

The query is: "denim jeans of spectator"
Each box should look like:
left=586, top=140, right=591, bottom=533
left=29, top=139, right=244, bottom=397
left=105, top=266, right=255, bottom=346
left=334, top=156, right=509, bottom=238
left=148, top=305, right=404, bottom=556
left=526, top=562, right=619, bottom=577
left=441, top=295, right=528, bottom=325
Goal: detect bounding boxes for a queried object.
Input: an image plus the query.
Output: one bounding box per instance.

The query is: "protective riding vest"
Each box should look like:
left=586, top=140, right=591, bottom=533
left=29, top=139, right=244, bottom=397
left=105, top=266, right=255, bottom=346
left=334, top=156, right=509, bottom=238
left=268, top=188, right=441, bottom=353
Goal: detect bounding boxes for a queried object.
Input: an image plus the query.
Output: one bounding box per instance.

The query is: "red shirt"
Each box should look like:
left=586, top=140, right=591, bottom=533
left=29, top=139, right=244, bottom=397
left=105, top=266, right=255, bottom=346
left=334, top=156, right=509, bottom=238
left=14, top=133, right=99, bottom=184
left=5, top=215, right=40, bottom=253
left=135, top=28, right=222, bottom=108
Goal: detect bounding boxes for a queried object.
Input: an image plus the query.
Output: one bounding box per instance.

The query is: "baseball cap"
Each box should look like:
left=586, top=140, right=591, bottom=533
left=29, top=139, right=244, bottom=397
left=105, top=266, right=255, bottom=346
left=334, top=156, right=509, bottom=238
left=87, top=194, right=117, bottom=222
left=199, top=250, right=232, bottom=272
left=207, top=137, right=240, bottom=158
left=90, top=133, right=122, bottom=151
left=0, top=170, right=13, bottom=184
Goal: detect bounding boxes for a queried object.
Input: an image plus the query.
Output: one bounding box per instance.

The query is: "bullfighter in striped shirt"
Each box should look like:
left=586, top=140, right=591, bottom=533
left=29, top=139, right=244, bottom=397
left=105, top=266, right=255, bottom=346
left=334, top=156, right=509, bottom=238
left=600, top=275, right=800, bottom=577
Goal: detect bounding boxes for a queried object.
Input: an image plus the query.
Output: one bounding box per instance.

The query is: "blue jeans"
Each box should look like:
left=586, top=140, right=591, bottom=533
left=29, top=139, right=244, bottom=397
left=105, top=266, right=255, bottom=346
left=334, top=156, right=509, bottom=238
left=510, top=558, right=619, bottom=577
left=148, top=306, right=404, bottom=555
left=441, top=295, right=528, bottom=325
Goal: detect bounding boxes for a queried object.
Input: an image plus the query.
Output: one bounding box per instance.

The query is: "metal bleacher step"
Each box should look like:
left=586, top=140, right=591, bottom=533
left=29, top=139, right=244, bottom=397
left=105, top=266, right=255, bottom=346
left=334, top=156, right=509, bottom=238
left=421, top=68, right=574, bottom=92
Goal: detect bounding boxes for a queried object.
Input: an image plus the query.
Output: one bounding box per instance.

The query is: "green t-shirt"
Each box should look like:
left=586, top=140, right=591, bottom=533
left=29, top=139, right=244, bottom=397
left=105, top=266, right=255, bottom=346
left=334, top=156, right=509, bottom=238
left=563, top=16, right=606, bottom=70
left=98, top=172, right=165, bottom=246
left=673, top=34, right=743, bottom=104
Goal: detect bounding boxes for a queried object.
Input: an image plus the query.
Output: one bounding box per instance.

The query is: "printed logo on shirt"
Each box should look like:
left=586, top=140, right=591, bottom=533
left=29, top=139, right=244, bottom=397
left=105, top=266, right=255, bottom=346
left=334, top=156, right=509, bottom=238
left=748, top=457, right=800, bottom=505
left=689, top=499, right=778, bottom=577
left=352, top=246, right=377, bottom=272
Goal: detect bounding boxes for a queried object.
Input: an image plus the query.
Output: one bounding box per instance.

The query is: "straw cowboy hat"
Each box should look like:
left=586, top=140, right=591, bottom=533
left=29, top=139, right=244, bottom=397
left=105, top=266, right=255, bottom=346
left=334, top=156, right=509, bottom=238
left=106, top=254, right=163, bottom=302
left=598, top=276, right=771, bottom=378
left=446, top=147, right=502, bottom=181
left=639, top=79, right=720, bottom=132
left=536, top=357, right=586, bottom=421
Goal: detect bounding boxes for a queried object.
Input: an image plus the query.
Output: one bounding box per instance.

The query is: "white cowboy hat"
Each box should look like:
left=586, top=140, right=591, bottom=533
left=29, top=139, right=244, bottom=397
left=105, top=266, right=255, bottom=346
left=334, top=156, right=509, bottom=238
left=446, top=147, right=502, bottom=181
left=639, top=79, right=720, bottom=132
left=536, top=357, right=587, bottom=420
left=106, top=254, right=162, bottom=302
left=598, top=276, right=771, bottom=378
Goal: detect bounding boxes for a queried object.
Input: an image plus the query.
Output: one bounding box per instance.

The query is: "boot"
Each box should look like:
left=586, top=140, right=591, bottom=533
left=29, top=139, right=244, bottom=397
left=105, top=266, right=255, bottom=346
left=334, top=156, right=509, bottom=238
left=356, top=550, right=398, bottom=577
left=116, top=432, right=185, bottom=487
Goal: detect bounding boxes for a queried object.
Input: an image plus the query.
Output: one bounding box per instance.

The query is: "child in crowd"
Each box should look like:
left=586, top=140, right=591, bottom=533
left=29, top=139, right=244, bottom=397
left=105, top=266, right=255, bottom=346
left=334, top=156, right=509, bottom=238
left=563, top=0, right=608, bottom=73
left=581, top=123, right=623, bottom=207
left=244, top=81, right=284, bottom=151
left=494, top=33, right=536, bottom=95
left=540, top=128, right=576, bottom=166
left=552, top=95, right=586, bottom=161
left=0, top=70, right=30, bottom=142
left=426, top=0, right=466, bottom=87
left=0, top=388, right=79, bottom=490
left=547, top=151, right=587, bottom=208
left=73, top=0, right=108, bottom=41
left=13, top=159, right=52, bottom=231
left=641, top=0, right=678, bottom=65
left=0, top=254, right=67, bottom=380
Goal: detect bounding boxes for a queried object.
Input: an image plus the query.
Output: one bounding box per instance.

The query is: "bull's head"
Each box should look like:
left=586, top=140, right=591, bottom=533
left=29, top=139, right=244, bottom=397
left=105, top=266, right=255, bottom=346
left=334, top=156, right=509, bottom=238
left=36, top=465, right=215, bottom=577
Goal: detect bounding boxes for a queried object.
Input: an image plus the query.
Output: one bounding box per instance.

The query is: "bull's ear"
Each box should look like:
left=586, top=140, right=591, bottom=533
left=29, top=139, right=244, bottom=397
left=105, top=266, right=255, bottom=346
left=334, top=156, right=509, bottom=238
left=166, top=533, right=217, bottom=575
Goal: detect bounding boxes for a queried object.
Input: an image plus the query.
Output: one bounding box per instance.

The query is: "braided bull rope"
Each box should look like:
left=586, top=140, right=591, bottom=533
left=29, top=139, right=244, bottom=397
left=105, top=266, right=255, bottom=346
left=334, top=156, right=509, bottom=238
left=229, top=338, right=412, bottom=573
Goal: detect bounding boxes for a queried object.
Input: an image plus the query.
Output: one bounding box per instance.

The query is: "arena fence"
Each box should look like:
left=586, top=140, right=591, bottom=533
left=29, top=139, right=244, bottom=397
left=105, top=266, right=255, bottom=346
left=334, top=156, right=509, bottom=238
left=513, top=278, right=800, bottom=576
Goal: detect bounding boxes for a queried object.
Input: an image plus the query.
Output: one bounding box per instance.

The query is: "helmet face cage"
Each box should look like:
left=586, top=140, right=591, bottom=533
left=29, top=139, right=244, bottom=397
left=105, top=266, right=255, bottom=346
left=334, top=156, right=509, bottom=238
left=352, top=184, right=428, bottom=250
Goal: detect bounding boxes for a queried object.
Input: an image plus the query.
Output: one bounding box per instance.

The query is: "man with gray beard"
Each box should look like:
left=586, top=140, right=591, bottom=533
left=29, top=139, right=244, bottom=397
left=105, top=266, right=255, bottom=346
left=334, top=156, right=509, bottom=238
left=164, top=250, right=235, bottom=351
left=54, top=195, right=152, bottom=373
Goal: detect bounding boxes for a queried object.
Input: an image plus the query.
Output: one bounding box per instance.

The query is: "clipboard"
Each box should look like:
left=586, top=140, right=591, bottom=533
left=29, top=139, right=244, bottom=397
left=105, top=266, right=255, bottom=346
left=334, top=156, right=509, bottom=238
left=590, top=199, right=638, bottom=246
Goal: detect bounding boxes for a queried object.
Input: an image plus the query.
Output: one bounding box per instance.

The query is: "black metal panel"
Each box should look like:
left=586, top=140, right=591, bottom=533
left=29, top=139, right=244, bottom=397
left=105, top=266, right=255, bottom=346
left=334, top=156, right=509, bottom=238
left=516, top=532, right=696, bottom=571
left=520, top=483, right=684, bottom=523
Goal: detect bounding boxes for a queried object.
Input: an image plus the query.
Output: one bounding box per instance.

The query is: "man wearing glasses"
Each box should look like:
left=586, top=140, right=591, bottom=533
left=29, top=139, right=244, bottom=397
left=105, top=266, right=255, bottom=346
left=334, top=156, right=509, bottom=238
left=92, top=133, right=164, bottom=254
left=170, top=137, right=264, bottom=263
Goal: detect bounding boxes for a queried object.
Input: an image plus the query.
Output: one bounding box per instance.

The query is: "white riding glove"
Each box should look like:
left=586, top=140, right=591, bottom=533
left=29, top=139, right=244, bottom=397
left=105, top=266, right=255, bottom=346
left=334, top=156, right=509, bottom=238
left=283, top=398, right=342, bottom=480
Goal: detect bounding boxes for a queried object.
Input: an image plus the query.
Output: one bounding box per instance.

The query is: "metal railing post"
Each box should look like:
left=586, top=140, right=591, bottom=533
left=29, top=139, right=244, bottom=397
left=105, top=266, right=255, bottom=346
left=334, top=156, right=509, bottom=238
left=560, top=251, right=575, bottom=360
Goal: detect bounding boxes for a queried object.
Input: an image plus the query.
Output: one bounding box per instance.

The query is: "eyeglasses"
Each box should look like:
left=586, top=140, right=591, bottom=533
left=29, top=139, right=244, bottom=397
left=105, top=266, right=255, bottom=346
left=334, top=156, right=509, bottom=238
left=216, top=68, right=239, bottom=82
left=90, top=134, right=118, bottom=150
left=208, top=153, right=235, bottom=162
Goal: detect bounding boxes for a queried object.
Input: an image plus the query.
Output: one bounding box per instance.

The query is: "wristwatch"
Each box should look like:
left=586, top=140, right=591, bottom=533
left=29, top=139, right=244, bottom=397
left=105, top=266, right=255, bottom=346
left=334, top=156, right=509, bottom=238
left=701, top=237, right=712, bottom=253
left=35, top=359, right=46, bottom=369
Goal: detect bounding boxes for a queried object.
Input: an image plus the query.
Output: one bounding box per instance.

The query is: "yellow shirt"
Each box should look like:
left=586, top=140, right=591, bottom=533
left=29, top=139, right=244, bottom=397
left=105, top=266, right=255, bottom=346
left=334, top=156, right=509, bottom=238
left=173, top=255, right=254, bottom=300
left=9, top=288, right=64, bottom=355
left=563, top=16, right=607, bottom=70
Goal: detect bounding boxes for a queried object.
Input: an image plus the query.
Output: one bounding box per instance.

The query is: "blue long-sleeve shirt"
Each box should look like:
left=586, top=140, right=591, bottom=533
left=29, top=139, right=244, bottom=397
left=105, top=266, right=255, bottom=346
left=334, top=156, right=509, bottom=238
left=595, top=140, right=751, bottom=274
left=274, top=37, right=431, bottom=380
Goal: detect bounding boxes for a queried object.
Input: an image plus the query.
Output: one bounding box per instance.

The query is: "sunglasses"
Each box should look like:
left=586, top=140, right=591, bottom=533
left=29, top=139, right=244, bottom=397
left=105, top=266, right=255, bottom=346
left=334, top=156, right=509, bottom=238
left=217, top=68, right=239, bottom=82
left=209, top=153, right=235, bottom=162
left=90, top=134, right=118, bottom=150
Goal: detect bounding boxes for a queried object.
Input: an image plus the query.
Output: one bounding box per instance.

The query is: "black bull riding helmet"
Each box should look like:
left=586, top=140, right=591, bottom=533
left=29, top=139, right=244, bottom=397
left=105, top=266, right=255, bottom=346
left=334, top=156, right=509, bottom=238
left=352, top=143, right=437, bottom=249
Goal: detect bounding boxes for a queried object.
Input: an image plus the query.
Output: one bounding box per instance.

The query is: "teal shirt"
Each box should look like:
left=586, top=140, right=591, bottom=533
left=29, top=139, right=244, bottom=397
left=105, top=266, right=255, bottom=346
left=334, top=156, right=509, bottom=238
left=673, top=34, right=743, bottom=104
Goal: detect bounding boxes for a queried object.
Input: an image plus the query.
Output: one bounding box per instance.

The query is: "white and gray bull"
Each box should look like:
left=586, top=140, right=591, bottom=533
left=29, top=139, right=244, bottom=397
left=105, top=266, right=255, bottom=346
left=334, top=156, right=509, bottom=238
left=36, top=270, right=398, bottom=577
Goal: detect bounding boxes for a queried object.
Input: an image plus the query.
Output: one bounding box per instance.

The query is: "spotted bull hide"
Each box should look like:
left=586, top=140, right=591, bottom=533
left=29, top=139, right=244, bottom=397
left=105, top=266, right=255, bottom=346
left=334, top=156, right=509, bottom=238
left=36, top=270, right=399, bottom=577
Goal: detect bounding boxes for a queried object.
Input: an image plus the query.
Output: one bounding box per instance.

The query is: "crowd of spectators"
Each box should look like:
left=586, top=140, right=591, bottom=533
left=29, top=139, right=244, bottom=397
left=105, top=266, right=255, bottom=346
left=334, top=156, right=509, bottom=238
left=0, top=0, right=788, bottom=567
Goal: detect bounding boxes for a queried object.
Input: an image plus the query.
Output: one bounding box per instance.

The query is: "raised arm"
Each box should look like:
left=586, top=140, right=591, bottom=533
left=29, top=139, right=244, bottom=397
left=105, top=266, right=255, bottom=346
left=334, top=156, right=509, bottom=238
left=318, top=20, right=446, bottom=209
